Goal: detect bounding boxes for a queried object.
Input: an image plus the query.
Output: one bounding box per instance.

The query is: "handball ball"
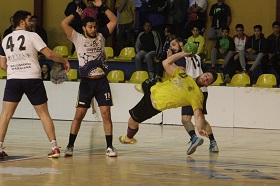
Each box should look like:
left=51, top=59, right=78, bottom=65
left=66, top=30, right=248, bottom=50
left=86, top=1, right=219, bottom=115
left=184, top=42, right=198, bottom=56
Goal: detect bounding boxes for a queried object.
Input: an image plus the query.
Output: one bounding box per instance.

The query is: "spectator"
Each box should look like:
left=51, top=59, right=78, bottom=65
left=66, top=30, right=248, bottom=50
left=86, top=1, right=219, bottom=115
left=41, top=63, right=51, bottom=81
left=172, top=0, right=188, bottom=38
left=31, top=15, right=48, bottom=45
left=81, top=0, right=98, bottom=20
left=3, top=16, right=14, bottom=37
left=138, top=0, right=149, bottom=32
left=188, top=25, right=206, bottom=60
left=267, top=21, right=280, bottom=83
left=115, top=0, right=135, bottom=55
left=184, top=0, right=207, bottom=39
left=208, top=0, right=231, bottom=40
left=210, top=26, right=235, bottom=71
left=157, top=25, right=176, bottom=78
left=50, top=62, right=68, bottom=84
left=64, top=0, right=86, bottom=55
left=135, top=21, right=162, bottom=79
left=239, top=25, right=267, bottom=84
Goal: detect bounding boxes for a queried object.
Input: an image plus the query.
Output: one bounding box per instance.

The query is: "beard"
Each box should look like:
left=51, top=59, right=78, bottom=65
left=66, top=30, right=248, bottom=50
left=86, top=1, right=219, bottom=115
left=85, top=30, right=96, bottom=38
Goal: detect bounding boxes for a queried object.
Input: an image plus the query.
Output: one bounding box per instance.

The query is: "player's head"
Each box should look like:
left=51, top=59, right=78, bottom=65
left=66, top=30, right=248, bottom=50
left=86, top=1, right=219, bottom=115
left=196, top=69, right=218, bottom=87
left=82, top=16, right=98, bottom=38
left=13, top=10, right=32, bottom=31
left=170, top=38, right=186, bottom=53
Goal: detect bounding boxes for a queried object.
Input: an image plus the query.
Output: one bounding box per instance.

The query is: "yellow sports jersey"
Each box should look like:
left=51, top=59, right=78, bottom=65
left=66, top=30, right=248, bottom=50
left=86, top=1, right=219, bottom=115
left=150, top=68, right=203, bottom=111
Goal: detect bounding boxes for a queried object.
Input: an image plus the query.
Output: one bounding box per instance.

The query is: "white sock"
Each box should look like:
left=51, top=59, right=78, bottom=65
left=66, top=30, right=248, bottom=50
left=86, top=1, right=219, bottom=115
left=50, top=140, right=57, bottom=150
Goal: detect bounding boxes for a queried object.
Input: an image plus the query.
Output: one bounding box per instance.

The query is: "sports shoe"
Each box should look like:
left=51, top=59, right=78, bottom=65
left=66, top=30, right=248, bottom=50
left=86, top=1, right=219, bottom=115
left=134, top=84, right=144, bottom=93
left=48, top=147, right=60, bottom=158
left=0, top=151, right=8, bottom=159
left=64, top=146, right=74, bottom=157
left=186, top=136, right=204, bottom=155
left=209, top=140, right=219, bottom=153
left=106, top=146, right=118, bottom=157
left=119, top=135, right=137, bottom=144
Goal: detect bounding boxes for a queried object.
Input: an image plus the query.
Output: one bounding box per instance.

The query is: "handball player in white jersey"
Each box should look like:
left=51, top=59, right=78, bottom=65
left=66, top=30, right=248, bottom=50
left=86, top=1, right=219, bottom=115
left=169, top=38, right=219, bottom=155
left=61, top=0, right=118, bottom=157
left=0, top=10, right=70, bottom=158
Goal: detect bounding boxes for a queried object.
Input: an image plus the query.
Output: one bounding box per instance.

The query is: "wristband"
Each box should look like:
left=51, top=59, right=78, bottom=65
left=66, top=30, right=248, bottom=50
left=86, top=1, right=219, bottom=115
left=72, top=12, right=81, bottom=20
left=99, top=4, right=109, bottom=12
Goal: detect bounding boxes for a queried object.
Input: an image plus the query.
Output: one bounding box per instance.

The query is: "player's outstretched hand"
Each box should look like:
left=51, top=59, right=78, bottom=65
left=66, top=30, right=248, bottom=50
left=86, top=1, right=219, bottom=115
left=64, top=61, right=71, bottom=73
left=93, top=0, right=102, bottom=7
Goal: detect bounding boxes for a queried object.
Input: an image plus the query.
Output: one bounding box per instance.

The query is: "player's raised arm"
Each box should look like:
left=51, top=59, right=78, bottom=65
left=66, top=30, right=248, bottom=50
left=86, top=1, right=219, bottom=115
left=163, top=50, right=192, bottom=76
left=93, top=0, right=118, bottom=34
left=61, top=7, right=83, bottom=38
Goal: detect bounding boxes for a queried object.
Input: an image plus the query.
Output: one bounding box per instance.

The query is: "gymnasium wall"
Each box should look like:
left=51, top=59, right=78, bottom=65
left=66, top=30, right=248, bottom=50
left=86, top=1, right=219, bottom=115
left=0, top=1, right=277, bottom=53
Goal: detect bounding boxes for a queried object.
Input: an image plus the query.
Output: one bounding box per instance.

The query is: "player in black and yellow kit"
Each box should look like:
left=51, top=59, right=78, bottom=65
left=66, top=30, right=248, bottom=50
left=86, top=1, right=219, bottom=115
left=119, top=51, right=218, bottom=148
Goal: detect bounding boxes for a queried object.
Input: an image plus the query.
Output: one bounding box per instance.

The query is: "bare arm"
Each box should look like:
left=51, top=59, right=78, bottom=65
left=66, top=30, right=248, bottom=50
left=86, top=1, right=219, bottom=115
left=61, top=12, right=76, bottom=39
left=40, top=47, right=71, bottom=72
left=163, top=51, right=191, bottom=76
left=94, top=0, right=118, bottom=34
left=0, top=57, right=7, bottom=72
left=193, top=109, right=208, bottom=138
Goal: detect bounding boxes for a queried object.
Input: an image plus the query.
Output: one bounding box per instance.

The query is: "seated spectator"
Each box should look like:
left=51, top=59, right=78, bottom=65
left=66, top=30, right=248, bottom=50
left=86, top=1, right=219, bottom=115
left=267, top=21, right=280, bottom=83
left=41, top=63, right=51, bottom=81
left=31, top=15, right=48, bottom=45
left=223, top=24, right=249, bottom=82
left=210, top=26, right=235, bottom=71
left=50, top=62, right=68, bottom=84
left=3, top=16, right=14, bottom=37
left=81, top=0, right=98, bottom=20
left=157, top=25, right=176, bottom=78
left=188, top=25, right=206, bottom=60
left=135, top=21, right=162, bottom=79
left=239, top=25, right=267, bottom=84
left=208, top=0, right=231, bottom=40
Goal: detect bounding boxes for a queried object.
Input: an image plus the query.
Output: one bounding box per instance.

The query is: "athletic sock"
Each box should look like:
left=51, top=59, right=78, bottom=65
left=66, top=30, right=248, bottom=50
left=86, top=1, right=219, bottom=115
left=127, top=127, right=139, bottom=139
left=209, top=133, right=215, bottom=142
left=188, top=130, right=196, bottom=140
left=50, top=140, right=57, bottom=150
left=67, top=133, right=77, bottom=148
left=106, top=135, right=113, bottom=148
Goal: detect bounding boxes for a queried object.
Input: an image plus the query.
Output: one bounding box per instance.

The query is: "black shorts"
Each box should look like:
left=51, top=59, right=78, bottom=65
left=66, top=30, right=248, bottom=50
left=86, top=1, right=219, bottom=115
left=181, top=92, right=208, bottom=115
left=129, top=79, right=161, bottom=123
left=3, top=79, right=48, bottom=105
left=76, top=77, right=113, bottom=108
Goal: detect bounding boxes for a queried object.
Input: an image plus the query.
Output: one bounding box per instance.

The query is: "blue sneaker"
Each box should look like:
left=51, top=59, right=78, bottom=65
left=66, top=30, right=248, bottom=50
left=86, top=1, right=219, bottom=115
left=209, top=140, right=219, bottom=153
left=187, top=136, right=204, bottom=155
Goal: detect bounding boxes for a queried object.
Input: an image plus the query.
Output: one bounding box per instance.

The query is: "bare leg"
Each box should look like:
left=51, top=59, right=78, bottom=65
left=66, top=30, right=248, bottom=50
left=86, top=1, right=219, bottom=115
left=100, top=106, right=112, bottom=135
left=181, top=115, right=195, bottom=133
left=128, top=117, right=139, bottom=129
left=70, top=107, right=88, bottom=134
left=0, top=101, right=18, bottom=142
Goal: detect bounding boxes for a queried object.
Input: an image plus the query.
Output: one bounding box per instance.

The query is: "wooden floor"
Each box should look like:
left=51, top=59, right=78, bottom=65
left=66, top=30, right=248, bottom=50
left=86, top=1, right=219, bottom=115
left=0, top=119, right=279, bottom=186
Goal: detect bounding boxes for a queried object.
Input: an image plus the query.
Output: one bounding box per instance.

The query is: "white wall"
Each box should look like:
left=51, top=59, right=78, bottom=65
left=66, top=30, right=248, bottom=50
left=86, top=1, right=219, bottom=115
left=1, top=80, right=280, bottom=129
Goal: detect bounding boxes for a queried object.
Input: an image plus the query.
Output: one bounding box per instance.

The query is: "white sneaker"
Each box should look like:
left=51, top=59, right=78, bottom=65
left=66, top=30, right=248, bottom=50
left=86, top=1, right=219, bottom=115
left=106, top=146, right=118, bottom=157
left=64, top=147, right=74, bottom=157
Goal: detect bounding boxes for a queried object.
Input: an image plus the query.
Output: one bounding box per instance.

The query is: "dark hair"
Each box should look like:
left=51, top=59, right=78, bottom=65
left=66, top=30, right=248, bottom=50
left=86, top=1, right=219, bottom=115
left=144, top=20, right=152, bottom=26
left=235, top=24, right=244, bottom=30
left=222, top=26, right=230, bottom=32
left=171, top=37, right=187, bottom=45
left=206, top=69, right=218, bottom=84
left=253, top=25, right=262, bottom=31
left=272, top=21, right=280, bottom=27
left=191, top=24, right=201, bottom=31
left=13, top=10, right=31, bottom=27
left=82, top=16, right=96, bottom=27
left=31, top=15, right=38, bottom=19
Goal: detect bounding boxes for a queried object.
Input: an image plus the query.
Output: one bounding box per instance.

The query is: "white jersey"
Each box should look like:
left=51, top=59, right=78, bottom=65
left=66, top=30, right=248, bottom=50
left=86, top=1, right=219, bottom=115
left=183, top=54, right=207, bottom=92
left=70, top=29, right=109, bottom=77
left=1, top=30, right=46, bottom=79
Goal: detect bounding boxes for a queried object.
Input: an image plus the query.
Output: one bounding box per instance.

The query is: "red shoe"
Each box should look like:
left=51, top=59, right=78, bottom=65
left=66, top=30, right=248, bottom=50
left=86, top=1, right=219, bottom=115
left=48, top=147, right=60, bottom=158
left=0, top=151, right=8, bottom=159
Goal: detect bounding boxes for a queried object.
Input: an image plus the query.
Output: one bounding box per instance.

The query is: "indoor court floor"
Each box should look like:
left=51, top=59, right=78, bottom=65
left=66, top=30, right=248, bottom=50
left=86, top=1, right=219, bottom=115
left=0, top=119, right=279, bottom=186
